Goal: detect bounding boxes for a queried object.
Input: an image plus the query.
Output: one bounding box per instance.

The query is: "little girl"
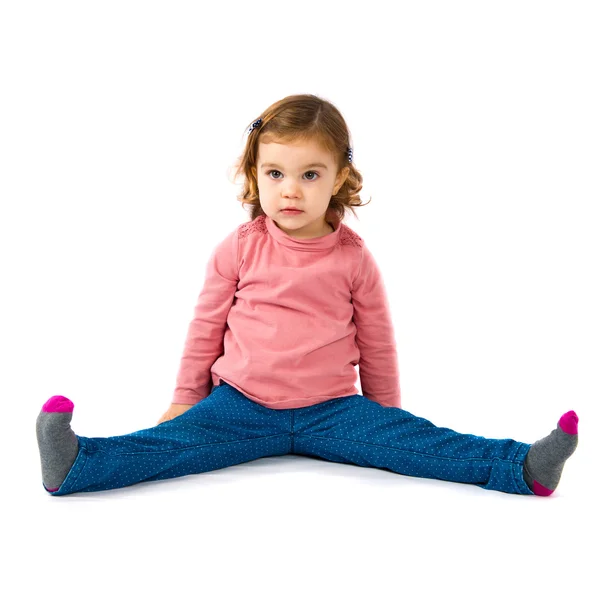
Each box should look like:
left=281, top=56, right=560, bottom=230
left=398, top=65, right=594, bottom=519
left=36, top=93, right=579, bottom=497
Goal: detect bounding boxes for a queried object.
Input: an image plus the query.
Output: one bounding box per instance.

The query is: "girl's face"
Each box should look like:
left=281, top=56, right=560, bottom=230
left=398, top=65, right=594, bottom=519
left=254, top=138, right=349, bottom=239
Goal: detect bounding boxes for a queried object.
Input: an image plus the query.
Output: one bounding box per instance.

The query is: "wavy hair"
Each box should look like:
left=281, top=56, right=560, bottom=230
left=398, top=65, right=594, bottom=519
left=229, top=94, right=372, bottom=223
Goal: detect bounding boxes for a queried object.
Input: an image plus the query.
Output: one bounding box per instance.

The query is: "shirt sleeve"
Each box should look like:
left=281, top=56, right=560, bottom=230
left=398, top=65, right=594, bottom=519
left=351, top=244, right=402, bottom=408
left=171, top=229, right=239, bottom=404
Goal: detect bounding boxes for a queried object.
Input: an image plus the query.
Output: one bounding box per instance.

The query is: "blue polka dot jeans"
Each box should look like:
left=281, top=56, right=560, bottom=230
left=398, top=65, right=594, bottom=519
left=48, top=381, right=534, bottom=496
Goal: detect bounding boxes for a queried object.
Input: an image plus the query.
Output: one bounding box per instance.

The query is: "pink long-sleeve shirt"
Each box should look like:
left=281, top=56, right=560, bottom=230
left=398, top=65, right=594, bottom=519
left=172, top=212, right=401, bottom=410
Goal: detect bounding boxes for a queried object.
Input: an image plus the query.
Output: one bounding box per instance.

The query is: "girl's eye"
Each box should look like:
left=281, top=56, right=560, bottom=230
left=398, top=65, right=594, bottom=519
left=267, top=170, right=319, bottom=181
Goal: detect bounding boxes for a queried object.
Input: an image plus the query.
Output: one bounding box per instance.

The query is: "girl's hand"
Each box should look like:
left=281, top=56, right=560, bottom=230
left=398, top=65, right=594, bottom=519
left=157, top=403, right=195, bottom=425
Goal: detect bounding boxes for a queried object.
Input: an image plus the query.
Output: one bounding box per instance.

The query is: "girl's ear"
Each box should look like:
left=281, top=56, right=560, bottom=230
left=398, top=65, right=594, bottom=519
left=335, top=166, right=350, bottom=192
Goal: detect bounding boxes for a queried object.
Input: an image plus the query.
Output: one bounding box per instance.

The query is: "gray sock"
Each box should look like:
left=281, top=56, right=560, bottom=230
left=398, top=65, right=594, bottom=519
left=36, top=396, right=79, bottom=492
left=523, top=410, right=579, bottom=495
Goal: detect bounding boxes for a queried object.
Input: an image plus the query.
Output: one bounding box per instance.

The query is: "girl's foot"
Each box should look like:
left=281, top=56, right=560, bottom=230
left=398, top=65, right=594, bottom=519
left=523, top=410, right=579, bottom=496
left=36, top=396, right=79, bottom=492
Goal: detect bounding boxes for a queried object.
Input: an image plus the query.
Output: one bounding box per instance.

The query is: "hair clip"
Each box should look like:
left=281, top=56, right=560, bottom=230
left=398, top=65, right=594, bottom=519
left=248, top=118, right=262, bottom=134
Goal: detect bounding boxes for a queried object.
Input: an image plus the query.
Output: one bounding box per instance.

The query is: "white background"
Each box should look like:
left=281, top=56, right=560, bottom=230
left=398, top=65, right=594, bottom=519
left=2, top=1, right=598, bottom=598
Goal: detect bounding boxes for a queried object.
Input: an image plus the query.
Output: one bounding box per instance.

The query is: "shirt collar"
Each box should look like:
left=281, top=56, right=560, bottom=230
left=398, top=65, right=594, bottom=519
left=264, top=211, right=341, bottom=250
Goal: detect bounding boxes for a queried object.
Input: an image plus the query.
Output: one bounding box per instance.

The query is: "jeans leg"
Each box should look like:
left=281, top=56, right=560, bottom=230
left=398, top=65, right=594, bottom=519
left=291, top=394, right=533, bottom=495
left=50, top=382, right=291, bottom=495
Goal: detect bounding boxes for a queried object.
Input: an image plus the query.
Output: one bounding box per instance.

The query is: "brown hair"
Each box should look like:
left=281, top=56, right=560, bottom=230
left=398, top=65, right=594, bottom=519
left=229, top=94, right=372, bottom=223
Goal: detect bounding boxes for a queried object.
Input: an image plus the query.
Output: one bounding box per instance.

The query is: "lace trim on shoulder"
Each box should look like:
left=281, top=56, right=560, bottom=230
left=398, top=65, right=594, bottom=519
left=338, top=225, right=363, bottom=247
left=238, top=215, right=268, bottom=240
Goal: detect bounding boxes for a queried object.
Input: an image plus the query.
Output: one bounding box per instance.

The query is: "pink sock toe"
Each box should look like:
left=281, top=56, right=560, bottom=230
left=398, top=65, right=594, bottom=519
left=558, top=410, right=579, bottom=435
left=42, top=395, right=74, bottom=413
left=533, top=480, right=554, bottom=496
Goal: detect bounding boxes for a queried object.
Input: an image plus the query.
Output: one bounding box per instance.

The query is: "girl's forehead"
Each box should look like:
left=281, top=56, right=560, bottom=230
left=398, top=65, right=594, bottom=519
left=258, top=138, right=333, bottom=159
